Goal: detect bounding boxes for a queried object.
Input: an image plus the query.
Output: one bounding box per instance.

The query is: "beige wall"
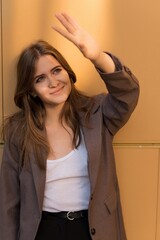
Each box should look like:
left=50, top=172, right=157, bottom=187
left=0, top=0, right=160, bottom=239
left=114, top=145, right=160, bottom=240
left=111, top=1, right=160, bottom=143
left=1, top=0, right=160, bottom=143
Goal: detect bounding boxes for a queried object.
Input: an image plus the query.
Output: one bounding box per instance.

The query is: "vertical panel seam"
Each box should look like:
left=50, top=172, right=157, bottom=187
left=155, top=148, right=160, bottom=240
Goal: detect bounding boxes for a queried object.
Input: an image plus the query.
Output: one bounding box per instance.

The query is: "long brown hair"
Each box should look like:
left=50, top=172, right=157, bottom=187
left=3, top=40, right=94, bottom=169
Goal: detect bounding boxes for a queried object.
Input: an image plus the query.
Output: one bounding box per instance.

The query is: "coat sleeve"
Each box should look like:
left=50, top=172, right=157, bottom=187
left=98, top=56, right=140, bottom=136
left=0, top=140, right=20, bottom=240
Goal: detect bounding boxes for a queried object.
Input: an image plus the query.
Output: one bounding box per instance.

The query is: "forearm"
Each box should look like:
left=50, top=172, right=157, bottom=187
left=100, top=66, right=139, bottom=135
left=91, top=52, right=116, bottom=74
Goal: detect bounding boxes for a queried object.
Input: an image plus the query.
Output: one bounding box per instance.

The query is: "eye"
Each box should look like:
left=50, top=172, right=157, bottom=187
left=52, top=67, right=62, bottom=75
left=35, top=75, right=45, bottom=83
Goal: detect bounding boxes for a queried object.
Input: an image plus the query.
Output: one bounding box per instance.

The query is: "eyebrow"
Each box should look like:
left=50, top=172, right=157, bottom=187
left=33, top=65, right=62, bottom=81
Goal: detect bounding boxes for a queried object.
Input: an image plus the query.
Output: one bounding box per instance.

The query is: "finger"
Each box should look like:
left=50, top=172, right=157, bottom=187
left=51, top=24, right=77, bottom=44
left=54, top=12, right=78, bottom=34
left=60, top=12, right=79, bottom=29
left=52, top=24, right=71, bottom=39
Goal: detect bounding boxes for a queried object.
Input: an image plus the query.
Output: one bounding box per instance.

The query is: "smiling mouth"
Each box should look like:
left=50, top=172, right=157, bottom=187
left=50, top=86, right=64, bottom=95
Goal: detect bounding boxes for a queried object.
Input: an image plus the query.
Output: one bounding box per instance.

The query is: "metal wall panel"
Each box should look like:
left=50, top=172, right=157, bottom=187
left=114, top=146, right=160, bottom=240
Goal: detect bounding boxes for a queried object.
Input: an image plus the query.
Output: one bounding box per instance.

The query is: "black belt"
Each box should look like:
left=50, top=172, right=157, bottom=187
left=42, top=210, right=88, bottom=220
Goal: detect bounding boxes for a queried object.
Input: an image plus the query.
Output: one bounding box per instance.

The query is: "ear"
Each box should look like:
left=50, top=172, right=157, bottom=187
left=30, top=91, right=37, bottom=98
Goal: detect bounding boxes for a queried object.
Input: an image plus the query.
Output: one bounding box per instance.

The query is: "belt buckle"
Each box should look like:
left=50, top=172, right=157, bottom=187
left=67, top=211, right=74, bottom=220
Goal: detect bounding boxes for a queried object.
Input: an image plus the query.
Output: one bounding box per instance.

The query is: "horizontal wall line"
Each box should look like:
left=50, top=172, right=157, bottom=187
left=1, top=141, right=160, bottom=148
left=113, top=142, right=160, bottom=148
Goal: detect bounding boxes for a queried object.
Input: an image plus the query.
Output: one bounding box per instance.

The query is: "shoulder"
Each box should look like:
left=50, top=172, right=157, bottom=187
left=3, top=111, right=25, bottom=144
left=89, top=93, right=107, bottom=114
left=93, top=93, right=106, bottom=102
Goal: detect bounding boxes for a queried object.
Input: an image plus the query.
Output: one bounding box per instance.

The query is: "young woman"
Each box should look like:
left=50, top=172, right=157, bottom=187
left=0, top=13, right=139, bottom=240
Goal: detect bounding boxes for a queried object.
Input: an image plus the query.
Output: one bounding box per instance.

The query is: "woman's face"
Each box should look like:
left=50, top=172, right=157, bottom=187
left=32, top=54, right=72, bottom=110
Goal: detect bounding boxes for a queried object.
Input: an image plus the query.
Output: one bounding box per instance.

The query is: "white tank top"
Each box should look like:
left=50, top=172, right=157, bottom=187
left=42, top=135, right=90, bottom=212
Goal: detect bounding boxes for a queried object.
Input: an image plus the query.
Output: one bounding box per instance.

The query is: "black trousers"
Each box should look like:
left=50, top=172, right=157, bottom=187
left=35, top=212, right=92, bottom=240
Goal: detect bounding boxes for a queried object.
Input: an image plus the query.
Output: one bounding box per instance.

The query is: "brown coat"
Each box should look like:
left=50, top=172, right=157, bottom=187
left=0, top=64, right=139, bottom=240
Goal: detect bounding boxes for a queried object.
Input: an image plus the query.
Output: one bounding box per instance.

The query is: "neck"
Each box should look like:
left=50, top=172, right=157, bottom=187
left=45, top=103, right=64, bottom=127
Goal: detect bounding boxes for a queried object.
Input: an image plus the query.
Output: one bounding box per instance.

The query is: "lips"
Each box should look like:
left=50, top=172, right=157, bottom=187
left=50, top=86, right=64, bottom=95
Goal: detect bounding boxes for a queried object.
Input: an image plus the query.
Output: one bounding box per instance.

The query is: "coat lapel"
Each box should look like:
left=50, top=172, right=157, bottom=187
left=30, top=153, right=46, bottom=213
left=80, top=105, right=102, bottom=192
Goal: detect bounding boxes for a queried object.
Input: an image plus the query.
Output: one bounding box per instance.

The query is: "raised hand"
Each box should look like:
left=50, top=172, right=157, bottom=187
left=52, top=12, right=102, bottom=62
left=52, top=12, right=115, bottom=73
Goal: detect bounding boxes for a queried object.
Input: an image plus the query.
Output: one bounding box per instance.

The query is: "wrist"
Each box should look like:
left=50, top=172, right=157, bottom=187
left=92, top=52, right=116, bottom=73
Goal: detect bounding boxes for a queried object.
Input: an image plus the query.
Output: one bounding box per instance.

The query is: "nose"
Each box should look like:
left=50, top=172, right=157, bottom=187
left=48, top=75, right=58, bottom=88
